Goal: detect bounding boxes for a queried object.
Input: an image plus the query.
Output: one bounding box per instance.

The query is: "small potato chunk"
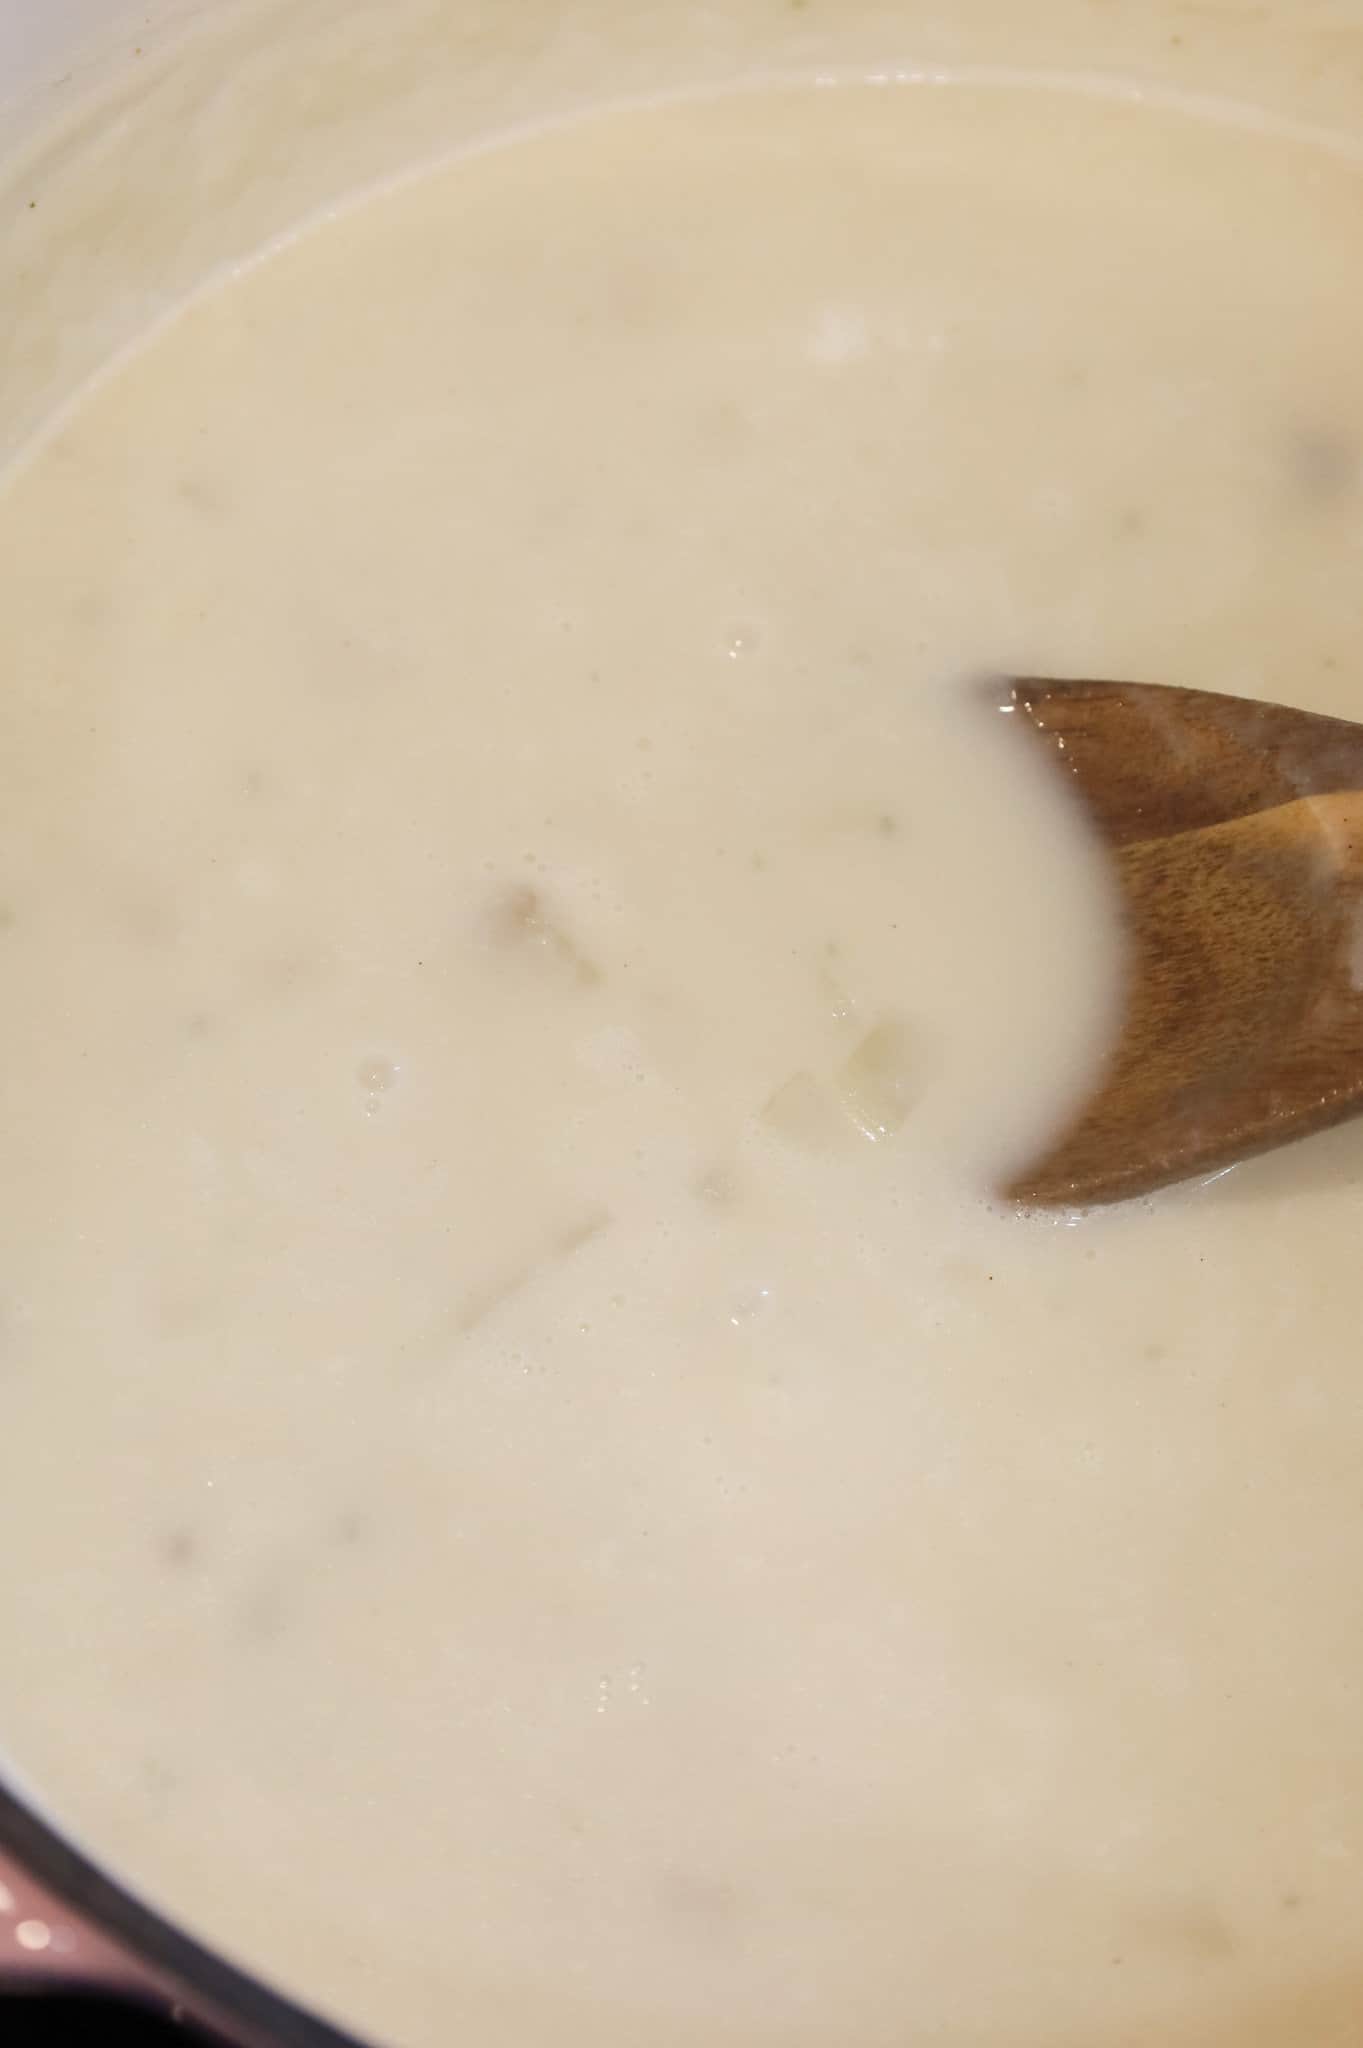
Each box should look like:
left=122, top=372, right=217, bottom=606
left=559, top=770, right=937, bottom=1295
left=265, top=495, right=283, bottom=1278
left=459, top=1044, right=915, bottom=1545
left=487, top=883, right=602, bottom=987
left=760, top=1070, right=848, bottom=1152
left=839, top=1015, right=919, bottom=1140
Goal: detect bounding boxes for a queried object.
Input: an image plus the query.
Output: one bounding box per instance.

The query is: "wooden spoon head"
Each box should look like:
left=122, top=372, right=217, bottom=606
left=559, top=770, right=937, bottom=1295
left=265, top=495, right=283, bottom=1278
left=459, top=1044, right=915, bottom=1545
left=1001, top=679, right=1363, bottom=1207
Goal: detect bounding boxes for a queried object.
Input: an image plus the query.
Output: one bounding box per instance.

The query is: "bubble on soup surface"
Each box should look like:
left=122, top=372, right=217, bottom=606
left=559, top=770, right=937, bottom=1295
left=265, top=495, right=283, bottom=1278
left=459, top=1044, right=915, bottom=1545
left=357, top=1057, right=399, bottom=1094
left=728, top=1286, right=770, bottom=1326
left=724, top=622, right=761, bottom=659
left=815, top=947, right=858, bottom=1024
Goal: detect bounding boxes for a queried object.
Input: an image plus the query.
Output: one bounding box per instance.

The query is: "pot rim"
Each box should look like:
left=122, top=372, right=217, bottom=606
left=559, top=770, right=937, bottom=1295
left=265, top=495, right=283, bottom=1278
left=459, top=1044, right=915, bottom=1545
left=0, top=1776, right=365, bottom=2048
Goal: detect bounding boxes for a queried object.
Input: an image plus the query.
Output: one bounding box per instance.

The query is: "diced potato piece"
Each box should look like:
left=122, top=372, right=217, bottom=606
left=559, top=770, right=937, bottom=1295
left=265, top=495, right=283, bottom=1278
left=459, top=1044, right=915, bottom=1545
left=839, top=1015, right=919, bottom=1140
left=760, top=1070, right=848, bottom=1152
left=486, top=883, right=602, bottom=987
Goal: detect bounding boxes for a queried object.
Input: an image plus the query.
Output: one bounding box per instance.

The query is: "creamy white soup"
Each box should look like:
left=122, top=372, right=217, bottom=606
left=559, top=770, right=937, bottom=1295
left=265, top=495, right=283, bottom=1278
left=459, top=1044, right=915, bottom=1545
left=1, top=63, right=1362, bottom=2048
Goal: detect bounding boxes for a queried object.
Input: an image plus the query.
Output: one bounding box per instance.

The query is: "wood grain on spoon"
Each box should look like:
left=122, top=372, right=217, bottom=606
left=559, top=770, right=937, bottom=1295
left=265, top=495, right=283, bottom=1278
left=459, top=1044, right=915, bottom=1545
left=1001, top=678, right=1363, bottom=1206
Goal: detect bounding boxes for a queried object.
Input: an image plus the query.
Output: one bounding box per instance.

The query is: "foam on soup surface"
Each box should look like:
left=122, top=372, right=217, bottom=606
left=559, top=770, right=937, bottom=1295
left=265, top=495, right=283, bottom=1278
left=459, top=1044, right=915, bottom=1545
left=0, top=75, right=1362, bottom=2048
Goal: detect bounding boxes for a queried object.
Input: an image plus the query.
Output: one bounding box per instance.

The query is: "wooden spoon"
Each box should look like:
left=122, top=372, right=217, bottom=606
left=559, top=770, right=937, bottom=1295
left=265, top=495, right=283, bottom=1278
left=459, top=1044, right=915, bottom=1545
left=1000, top=677, right=1363, bottom=1207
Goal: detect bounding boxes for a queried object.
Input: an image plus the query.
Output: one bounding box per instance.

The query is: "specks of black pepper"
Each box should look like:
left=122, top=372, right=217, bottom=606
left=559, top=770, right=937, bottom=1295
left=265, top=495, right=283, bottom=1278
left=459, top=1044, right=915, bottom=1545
left=241, top=766, right=269, bottom=801
left=1281, top=1890, right=1305, bottom=1913
left=1117, top=507, right=1149, bottom=539
left=1290, top=427, right=1358, bottom=506
left=751, top=851, right=768, bottom=873
left=159, top=1526, right=199, bottom=1570
left=183, top=1011, right=216, bottom=1041
left=877, top=813, right=898, bottom=838
left=332, top=1509, right=367, bottom=1548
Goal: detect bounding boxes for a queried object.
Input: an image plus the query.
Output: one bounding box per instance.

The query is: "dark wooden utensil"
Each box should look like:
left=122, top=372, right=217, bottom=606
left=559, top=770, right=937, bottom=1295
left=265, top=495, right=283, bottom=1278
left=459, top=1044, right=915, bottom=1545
left=1000, top=677, right=1363, bottom=1207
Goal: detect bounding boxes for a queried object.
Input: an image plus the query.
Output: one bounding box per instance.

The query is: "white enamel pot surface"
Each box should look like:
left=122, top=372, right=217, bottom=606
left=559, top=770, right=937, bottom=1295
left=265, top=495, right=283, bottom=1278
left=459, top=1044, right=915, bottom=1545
left=1, top=1, right=1362, bottom=2042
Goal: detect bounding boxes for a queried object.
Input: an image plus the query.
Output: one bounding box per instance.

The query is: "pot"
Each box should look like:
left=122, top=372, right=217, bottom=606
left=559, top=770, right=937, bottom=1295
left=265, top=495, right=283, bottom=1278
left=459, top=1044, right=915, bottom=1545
left=1, top=2, right=1360, bottom=2042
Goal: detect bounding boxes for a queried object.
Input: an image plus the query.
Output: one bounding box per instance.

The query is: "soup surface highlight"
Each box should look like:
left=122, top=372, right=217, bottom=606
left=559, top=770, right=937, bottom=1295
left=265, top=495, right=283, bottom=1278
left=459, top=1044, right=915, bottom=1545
left=1, top=75, right=1363, bottom=2048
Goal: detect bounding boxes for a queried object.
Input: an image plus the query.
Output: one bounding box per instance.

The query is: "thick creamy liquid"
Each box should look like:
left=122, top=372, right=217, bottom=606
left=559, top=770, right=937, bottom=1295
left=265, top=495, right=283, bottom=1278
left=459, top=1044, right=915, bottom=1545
left=1, top=76, right=1363, bottom=2048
